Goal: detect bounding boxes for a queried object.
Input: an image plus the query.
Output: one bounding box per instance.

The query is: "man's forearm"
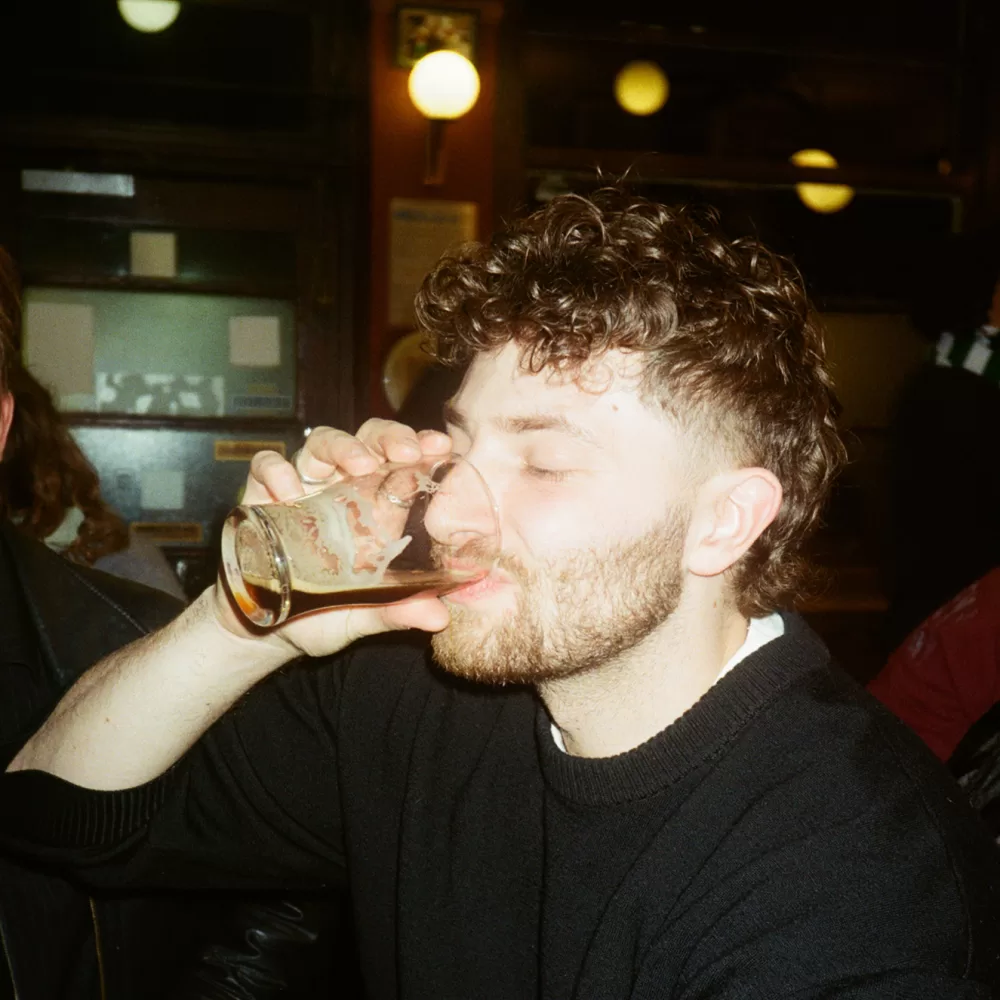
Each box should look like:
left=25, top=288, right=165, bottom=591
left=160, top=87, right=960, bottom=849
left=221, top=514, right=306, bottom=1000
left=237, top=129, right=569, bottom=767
left=7, top=590, right=294, bottom=790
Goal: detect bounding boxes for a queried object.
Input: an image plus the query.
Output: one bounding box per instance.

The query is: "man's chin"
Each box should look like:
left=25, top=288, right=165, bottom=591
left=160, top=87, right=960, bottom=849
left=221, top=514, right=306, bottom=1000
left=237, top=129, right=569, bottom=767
left=431, top=612, right=532, bottom=686
left=432, top=608, right=489, bottom=669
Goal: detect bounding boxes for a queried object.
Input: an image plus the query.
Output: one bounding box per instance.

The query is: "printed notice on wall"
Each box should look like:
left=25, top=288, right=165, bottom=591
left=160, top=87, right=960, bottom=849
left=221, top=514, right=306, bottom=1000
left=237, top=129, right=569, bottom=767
left=130, top=231, right=177, bottom=278
left=214, top=439, right=287, bottom=462
left=139, top=468, right=186, bottom=511
left=388, top=198, right=477, bottom=328
left=23, top=301, right=96, bottom=409
left=229, top=315, right=281, bottom=367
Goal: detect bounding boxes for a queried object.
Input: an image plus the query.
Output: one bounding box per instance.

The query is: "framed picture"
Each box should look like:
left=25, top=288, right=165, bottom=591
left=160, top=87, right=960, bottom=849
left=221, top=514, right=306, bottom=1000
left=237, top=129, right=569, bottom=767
left=395, top=7, right=478, bottom=69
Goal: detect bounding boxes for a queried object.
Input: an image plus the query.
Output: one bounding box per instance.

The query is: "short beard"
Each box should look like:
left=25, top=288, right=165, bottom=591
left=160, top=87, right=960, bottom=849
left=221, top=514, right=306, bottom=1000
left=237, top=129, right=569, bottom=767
left=431, top=510, right=688, bottom=686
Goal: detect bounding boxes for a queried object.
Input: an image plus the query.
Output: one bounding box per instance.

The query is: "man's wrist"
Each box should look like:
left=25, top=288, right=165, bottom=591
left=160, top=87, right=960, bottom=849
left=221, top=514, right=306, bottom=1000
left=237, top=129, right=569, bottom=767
left=199, top=586, right=300, bottom=674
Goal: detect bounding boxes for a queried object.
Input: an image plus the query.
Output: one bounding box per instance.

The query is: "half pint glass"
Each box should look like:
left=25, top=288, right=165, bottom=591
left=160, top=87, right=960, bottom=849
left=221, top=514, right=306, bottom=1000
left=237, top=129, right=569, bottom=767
left=221, top=455, right=500, bottom=627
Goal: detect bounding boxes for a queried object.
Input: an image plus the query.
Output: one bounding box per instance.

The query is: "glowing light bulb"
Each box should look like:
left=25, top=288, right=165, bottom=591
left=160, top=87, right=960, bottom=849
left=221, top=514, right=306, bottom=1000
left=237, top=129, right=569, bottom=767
left=408, top=50, right=480, bottom=120
left=614, top=61, right=670, bottom=116
left=118, top=0, right=181, bottom=33
left=791, top=148, right=855, bottom=214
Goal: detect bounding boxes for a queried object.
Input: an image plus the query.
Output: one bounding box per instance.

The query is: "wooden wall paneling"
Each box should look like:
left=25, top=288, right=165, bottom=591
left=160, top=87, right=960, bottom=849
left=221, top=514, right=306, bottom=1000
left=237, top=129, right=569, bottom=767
left=367, top=0, right=503, bottom=418
left=493, top=0, right=527, bottom=225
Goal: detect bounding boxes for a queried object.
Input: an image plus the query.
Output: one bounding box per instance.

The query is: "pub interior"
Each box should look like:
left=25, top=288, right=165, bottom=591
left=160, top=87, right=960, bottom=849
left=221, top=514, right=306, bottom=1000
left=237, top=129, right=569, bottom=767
left=1, top=0, right=999, bottom=679
left=2, top=3, right=1000, bottom=998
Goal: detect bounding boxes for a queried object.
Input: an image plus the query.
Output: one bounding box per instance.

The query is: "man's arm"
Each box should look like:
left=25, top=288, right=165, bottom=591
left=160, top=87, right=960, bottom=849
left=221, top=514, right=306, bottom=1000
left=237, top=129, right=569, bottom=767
left=7, top=589, right=291, bottom=788
left=7, top=420, right=451, bottom=790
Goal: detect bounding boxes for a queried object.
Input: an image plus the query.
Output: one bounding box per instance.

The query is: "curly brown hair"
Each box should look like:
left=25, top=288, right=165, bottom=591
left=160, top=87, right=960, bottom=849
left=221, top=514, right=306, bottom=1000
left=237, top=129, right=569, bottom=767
left=1, top=363, right=130, bottom=565
left=0, top=248, right=129, bottom=565
left=415, top=187, right=846, bottom=616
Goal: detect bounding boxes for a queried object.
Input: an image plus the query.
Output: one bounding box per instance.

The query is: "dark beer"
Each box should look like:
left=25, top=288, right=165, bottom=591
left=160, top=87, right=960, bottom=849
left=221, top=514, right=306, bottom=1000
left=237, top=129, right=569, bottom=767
left=241, top=571, right=483, bottom=623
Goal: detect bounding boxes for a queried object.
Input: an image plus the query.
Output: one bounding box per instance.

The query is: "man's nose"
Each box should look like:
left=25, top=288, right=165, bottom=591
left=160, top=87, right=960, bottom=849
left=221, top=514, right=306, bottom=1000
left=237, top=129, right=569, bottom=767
left=424, top=457, right=501, bottom=552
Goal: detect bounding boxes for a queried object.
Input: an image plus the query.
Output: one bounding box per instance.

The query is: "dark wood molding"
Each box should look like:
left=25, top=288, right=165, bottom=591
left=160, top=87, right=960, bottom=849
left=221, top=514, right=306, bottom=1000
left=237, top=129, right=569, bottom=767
left=174, top=0, right=316, bottom=11
left=525, top=147, right=969, bottom=198
left=65, top=413, right=305, bottom=433
left=493, top=0, right=526, bottom=223
left=523, top=15, right=957, bottom=71
left=0, top=118, right=357, bottom=175
left=20, top=274, right=297, bottom=300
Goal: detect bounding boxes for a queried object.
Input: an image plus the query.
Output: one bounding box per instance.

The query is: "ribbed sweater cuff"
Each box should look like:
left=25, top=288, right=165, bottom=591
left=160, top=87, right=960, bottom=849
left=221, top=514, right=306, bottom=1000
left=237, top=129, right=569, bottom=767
left=0, top=767, right=177, bottom=857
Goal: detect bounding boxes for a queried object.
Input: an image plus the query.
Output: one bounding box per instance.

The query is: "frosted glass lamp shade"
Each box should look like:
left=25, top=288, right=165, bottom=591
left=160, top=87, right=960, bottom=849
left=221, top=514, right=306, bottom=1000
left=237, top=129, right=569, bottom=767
left=791, top=148, right=855, bottom=214
left=614, top=61, right=670, bottom=116
left=408, top=50, right=480, bottom=120
left=118, top=1, right=181, bottom=33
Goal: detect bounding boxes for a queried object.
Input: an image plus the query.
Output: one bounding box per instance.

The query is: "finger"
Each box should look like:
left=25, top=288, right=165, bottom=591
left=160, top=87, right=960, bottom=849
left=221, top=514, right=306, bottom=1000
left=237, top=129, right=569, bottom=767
left=301, top=426, right=381, bottom=479
left=416, top=429, right=454, bottom=455
left=339, top=593, right=450, bottom=638
left=357, top=418, right=423, bottom=463
left=378, top=594, right=451, bottom=633
left=247, top=451, right=304, bottom=504
left=383, top=593, right=451, bottom=632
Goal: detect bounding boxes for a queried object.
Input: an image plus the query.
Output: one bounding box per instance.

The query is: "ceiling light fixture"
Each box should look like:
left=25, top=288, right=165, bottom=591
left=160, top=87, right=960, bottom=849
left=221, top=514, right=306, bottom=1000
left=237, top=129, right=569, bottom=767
left=791, top=148, right=855, bottom=214
left=117, top=0, right=181, bottom=34
left=614, top=61, right=670, bottom=116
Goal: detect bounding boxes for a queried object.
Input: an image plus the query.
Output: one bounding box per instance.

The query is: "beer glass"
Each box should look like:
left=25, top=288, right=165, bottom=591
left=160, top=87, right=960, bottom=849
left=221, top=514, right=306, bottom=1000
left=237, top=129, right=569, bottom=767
left=220, top=455, right=500, bottom=627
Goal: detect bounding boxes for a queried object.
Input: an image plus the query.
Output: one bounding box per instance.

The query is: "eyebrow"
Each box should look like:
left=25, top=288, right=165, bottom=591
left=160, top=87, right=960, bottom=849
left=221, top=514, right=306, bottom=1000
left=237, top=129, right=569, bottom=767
left=443, top=401, right=600, bottom=446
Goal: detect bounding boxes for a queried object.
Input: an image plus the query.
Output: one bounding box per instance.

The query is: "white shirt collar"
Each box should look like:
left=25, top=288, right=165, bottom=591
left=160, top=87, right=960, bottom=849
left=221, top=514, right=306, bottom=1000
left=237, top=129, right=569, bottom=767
left=550, top=612, right=786, bottom=752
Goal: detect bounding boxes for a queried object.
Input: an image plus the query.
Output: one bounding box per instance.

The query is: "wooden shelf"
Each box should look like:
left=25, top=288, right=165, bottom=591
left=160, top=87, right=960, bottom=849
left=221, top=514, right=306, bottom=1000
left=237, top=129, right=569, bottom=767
left=525, top=147, right=968, bottom=198
left=66, top=413, right=304, bottom=433
left=523, top=16, right=957, bottom=72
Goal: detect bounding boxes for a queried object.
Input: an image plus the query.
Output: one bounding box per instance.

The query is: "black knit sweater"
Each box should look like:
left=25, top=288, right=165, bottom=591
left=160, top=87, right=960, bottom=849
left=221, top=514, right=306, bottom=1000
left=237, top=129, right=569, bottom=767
left=3, top=615, right=999, bottom=998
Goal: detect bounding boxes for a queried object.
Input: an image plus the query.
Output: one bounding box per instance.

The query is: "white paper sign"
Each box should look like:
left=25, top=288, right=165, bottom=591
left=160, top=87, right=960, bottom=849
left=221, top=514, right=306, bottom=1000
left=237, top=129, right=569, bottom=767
left=140, top=469, right=185, bottom=511
left=23, top=301, right=96, bottom=405
left=130, top=231, right=177, bottom=278
left=388, top=199, right=477, bottom=327
left=229, top=316, right=281, bottom=368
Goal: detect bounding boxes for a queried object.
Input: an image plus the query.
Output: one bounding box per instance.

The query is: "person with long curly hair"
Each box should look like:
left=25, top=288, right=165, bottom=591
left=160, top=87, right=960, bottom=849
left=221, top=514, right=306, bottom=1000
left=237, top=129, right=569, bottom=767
left=0, top=248, right=183, bottom=597
left=0, top=362, right=185, bottom=597
left=5, top=189, right=1000, bottom=997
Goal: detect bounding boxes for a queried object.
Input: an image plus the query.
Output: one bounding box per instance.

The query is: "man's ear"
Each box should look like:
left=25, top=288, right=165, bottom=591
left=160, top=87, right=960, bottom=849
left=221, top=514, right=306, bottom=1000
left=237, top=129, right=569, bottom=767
left=0, top=391, right=12, bottom=455
left=684, top=468, right=782, bottom=578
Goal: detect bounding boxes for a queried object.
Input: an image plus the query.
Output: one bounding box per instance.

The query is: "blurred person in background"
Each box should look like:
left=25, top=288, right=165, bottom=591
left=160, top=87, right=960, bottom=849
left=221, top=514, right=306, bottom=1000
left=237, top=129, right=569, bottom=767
left=0, top=361, right=186, bottom=600
left=0, top=247, right=348, bottom=999
left=885, top=226, right=1000, bottom=649
left=873, top=228, right=1000, bottom=845
left=0, top=246, right=184, bottom=599
left=870, top=567, right=1000, bottom=842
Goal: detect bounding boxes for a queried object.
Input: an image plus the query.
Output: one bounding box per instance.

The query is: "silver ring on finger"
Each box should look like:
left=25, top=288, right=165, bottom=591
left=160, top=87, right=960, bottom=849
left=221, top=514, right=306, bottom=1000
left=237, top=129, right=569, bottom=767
left=290, top=447, right=337, bottom=487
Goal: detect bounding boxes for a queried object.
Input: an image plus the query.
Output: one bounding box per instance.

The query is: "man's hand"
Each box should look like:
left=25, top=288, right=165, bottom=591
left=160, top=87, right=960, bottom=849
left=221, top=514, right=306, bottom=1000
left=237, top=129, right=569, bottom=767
left=8, top=420, right=456, bottom=789
left=214, top=420, right=455, bottom=658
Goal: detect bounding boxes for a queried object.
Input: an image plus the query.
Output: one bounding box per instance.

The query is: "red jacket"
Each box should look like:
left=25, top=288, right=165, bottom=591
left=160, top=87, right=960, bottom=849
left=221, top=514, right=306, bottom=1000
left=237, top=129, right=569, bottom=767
left=869, top=568, right=1000, bottom=760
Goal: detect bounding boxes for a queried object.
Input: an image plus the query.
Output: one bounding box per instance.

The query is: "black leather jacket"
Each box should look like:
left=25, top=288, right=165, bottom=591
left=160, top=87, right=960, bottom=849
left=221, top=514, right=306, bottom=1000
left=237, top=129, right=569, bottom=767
left=0, top=524, right=352, bottom=999
left=949, top=701, right=1000, bottom=845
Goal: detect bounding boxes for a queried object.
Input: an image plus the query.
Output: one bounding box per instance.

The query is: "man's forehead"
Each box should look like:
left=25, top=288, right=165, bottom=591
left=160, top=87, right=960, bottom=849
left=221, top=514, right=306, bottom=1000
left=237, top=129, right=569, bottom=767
left=455, top=344, right=646, bottom=415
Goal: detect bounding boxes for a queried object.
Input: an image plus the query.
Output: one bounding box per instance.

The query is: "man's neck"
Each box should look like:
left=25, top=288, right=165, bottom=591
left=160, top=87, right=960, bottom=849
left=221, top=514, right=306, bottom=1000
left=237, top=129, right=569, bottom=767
left=539, top=597, right=749, bottom=759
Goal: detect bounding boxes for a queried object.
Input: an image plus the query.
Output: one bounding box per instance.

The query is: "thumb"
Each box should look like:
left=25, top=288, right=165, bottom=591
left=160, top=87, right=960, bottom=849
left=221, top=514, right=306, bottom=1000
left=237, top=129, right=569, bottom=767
left=335, top=594, right=451, bottom=646
left=379, top=594, right=451, bottom=633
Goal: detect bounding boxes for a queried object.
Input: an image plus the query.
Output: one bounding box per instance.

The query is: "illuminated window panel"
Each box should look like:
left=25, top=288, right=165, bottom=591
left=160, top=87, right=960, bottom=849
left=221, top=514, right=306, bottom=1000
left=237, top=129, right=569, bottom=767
left=22, top=287, right=296, bottom=418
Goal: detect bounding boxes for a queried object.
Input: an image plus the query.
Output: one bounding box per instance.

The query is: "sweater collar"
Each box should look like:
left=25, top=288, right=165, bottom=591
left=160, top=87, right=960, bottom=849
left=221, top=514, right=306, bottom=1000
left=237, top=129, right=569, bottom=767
left=535, top=612, right=829, bottom=806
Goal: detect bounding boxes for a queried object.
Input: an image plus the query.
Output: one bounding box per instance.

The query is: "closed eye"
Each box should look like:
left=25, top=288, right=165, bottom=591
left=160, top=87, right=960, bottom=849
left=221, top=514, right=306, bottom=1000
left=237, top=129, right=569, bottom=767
left=523, top=465, right=572, bottom=482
